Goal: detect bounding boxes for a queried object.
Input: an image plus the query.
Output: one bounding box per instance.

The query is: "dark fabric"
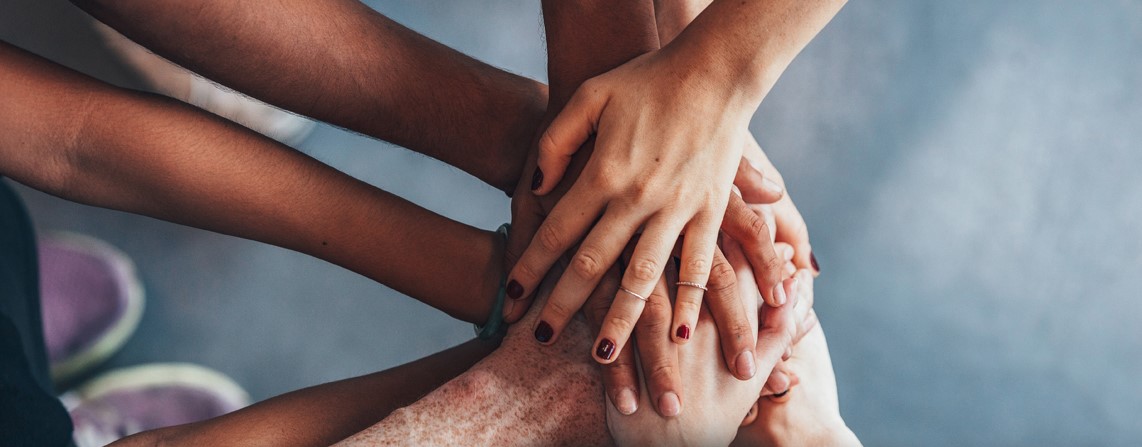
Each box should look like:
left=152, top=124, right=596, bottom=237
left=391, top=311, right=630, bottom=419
left=0, top=178, right=73, bottom=446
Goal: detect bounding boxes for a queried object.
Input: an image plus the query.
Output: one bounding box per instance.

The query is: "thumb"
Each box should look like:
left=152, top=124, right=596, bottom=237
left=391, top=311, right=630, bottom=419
left=734, top=157, right=784, bottom=205
left=534, top=82, right=607, bottom=195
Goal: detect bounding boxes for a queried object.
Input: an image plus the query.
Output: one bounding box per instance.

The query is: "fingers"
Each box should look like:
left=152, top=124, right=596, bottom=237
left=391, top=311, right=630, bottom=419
left=631, top=268, right=683, bottom=417
left=533, top=80, right=607, bottom=195
left=733, top=157, right=784, bottom=204
left=722, top=194, right=784, bottom=306
left=507, top=187, right=606, bottom=322
left=773, top=198, right=817, bottom=275
left=583, top=267, right=642, bottom=416
left=533, top=211, right=641, bottom=345
left=671, top=213, right=720, bottom=345
left=503, top=182, right=548, bottom=322
left=753, top=276, right=800, bottom=388
left=593, top=219, right=685, bottom=363
left=791, top=269, right=818, bottom=345
left=703, top=245, right=759, bottom=381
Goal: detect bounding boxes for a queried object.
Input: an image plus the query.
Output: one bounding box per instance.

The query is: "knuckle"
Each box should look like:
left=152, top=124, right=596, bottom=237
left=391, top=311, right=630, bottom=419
left=536, top=223, right=565, bottom=253
left=683, top=256, right=710, bottom=276
left=647, top=362, right=677, bottom=386
left=544, top=298, right=577, bottom=321
left=629, top=258, right=661, bottom=283
left=570, top=248, right=606, bottom=280
left=675, top=297, right=703, bottom=317
left=726, top=320, right=754, bottom=346
left=708, top=262, right=738, bottom=296
left=746, top=213, right=771, bottom=241
left=515, top=259, right=543, bottom=284
left=606, top=313, right=639, bottom=334
left=760, top=257, right=784, bottom=287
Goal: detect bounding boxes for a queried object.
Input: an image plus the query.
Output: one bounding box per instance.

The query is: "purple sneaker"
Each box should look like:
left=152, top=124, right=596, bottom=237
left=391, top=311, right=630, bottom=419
left=39, top=232, right=144, bottom=383
left=63, top=363, right=250, bottom=446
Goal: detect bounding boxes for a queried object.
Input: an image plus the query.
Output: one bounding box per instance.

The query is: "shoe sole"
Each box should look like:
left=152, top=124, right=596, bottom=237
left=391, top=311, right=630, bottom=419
left=45, top=232, right=145, bottom=384
left=62, top=363, right=251, bottom=412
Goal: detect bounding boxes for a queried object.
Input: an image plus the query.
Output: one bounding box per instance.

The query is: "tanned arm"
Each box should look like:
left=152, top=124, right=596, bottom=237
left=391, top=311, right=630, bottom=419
left=70, top=0, right=547, bottom=192
left=113, top=339, right=501, bottom=447
left=0, top=40, right=500, bottom=323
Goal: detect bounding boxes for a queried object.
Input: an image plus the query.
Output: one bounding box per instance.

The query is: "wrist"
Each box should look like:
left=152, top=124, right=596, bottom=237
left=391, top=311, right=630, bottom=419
left=483, top=78, right=549, bottom=193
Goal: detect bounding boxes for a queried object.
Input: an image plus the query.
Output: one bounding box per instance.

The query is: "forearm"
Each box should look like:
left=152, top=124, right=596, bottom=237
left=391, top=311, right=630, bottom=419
left=340, top=317, right=610, bottom=446
left=653, top=0, right=713, bottom=44
left=666, top=0, right=846, bottom=106
left=114, top=338, right=499, bottom=447
left=543, top=0, right=659, bottom=106
left=0, top=41, right=498, bottom=322
left=72, top=0, right=546, bottom=192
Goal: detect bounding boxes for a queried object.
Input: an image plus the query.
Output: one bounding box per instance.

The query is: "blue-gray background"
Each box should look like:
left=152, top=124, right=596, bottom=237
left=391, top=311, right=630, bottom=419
left=2, top=0, right=1139, bottom=445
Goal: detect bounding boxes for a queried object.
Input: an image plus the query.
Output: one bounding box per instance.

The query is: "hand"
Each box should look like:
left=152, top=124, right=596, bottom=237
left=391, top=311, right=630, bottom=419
left=506, top=136, right=784, bottom=417
left=737, top=136, right=818, bottom=274
left=733, top=277, right=860, bottom=446
left=505, top=47, right=789, bottom=382
left=605, top=238, right=800, bottom=446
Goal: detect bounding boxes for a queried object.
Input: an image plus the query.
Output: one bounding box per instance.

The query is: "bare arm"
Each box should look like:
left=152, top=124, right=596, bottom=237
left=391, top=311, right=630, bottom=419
left=113, top=339, right=500, bottom=447
left=338, top=269, right=612, bottom=446
left=0, top=40, right=500, bottom=323
left=70, top=0, right=547, bottom=192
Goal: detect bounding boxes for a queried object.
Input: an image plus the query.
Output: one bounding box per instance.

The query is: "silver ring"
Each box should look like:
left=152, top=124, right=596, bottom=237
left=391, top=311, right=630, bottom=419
left=676, top=281, right=708, bottom=291
left=618, top=286, right=648, bottom=302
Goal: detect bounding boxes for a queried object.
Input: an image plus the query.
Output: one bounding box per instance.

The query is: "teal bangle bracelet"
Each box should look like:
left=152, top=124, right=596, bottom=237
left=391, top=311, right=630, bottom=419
left=475, top=223, right=511, bottom=340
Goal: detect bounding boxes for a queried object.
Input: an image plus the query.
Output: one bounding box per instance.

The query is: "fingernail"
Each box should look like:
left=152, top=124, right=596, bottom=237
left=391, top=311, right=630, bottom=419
left=810, top=251, right=820, bottom=273
left=596, top=338, right=616, bottom=360
left=530, top=167, right=544, bottom=191
left=675, top=325, right=690, bottom=340
left=506, top=279, right=524, bottom=300
left=788, top=277, right=800, bottom=301
left=773, top=282, right=787, bottom=306
left=615, top=388, right=638, bottom=415
left=534, top=320, right=553, bottom=343
left=762, top=176, right=784, bottom=195
left=659, top=392, right=681, bottom=417
left=736, top=351, right=756, bottom=379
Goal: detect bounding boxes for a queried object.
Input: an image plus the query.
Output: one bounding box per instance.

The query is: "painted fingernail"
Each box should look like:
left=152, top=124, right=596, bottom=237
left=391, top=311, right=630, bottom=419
left=506, top=279, right=524, bottom=300
left=762, top=176, right=784, bottom=195
left=530, top=167, right=544, bottom=191
left=596, top=338, right=616, bottom=360
left=534, top=320, right=553, bottom=343
left=810, top=251, right=820, bottom=273
left=659, top=392, right=681, bottom=417
left=736, top=350, right=756, bottom=379
left=675, top=325, right=690, bottom=340
left=615, top=388, right=638, bottom=415
left=773, top=282, right=787, bottom=306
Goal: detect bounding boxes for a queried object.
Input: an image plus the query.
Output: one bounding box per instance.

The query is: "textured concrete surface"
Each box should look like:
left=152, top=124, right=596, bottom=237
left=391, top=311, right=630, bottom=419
left=2, top=0, right=1140, bottom=445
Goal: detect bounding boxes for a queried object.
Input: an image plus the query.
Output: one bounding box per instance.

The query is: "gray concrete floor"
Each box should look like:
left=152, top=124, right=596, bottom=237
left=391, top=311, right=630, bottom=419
left=3, top=0, right=1140, bottom=445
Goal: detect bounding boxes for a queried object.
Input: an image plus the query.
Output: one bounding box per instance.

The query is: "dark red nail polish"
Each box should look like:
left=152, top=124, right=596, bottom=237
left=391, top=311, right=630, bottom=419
left=675, top=325, right=690, bottom=340
left=810, top=251, right=820, bottom=273
left=596, top=338, right=616, bottom=360
left=534, top=320, right=553, bottom=343
left=530, top=168, right=544, bottom=191
left=506, top=280, right=524, bottom=300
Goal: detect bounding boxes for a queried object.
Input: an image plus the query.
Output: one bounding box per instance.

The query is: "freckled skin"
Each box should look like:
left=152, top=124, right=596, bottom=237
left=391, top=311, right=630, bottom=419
left=337, top=282, right=613, bottom=446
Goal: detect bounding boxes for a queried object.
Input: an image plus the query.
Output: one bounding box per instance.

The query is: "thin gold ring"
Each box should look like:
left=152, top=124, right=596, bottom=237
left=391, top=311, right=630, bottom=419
left=618, top=286, right=648, bottom=302
left=676, top=281, right=708, bottom=291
